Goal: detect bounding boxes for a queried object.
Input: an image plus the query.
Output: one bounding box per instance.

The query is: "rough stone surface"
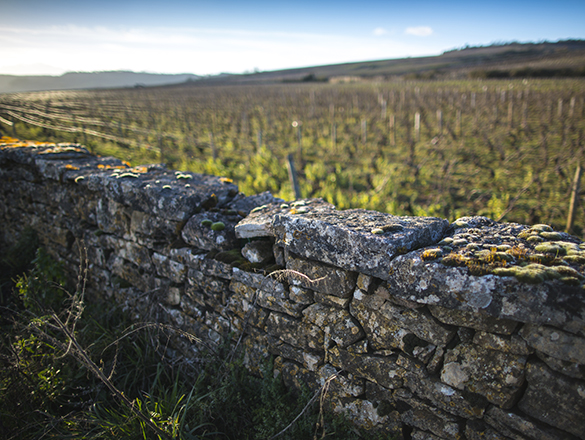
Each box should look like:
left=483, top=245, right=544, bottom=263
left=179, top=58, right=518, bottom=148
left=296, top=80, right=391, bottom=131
left=273, top=207, right=449, bottom=280
left=235, top=198, right=332, bottom=238
left=484, top=406, right=579, bottom=440
left=286, top=253, right=357, bottom=298
left=182, top=211, right=241, bottom=251
left=266, top=312, right=324, bottom=351
left=302, top=303, right=364, bottom=348
left=327, top=346, right=405, bottom=390
left=519, top=323, right=585, bottom=364
left=227, top=191, right=283, bottom=215
left=429, top=304, right=519, bottom=335
left=241, top=240, right=273, bottom=263
left=391, top=253, right=585, bottom=335
left=441, top=343, right=526, bottom=408
left=518, top=360, right=585, bottom=438
left=351, top=285, right=455, bottom=352
left=473, top=331, right=533, bottom=356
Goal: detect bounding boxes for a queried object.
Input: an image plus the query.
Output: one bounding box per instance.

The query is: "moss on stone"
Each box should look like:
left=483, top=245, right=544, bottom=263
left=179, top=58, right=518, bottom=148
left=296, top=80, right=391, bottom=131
left=211, top=221, right=226, bottom=231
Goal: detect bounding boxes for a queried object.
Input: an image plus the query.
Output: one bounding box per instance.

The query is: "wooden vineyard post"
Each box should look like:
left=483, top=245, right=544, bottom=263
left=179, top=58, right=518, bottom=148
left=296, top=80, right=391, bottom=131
left=414, top=112, right=421, bottom=143
left=389, top=114, right=396, bottom=146
left=566, top=164, right=582, bottom=233
left=331, top=123, right=336, bottom=151
left=361, top=119, right=367, bottom=147
left=209, top=132, right=217, bottom=160
left=292, top=121, right=302, bottom=163
left=436, top=109, right=443, bottom=135
left=507, top=99, right=513, bottom=131
left=157, top=133, right=165, bottom=163
left=287, top=154, right=302, bottom=199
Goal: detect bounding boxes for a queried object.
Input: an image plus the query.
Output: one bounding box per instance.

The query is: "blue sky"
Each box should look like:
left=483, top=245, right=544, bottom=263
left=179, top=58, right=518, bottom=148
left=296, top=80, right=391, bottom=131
left=1, top=0, right=584, bottom=76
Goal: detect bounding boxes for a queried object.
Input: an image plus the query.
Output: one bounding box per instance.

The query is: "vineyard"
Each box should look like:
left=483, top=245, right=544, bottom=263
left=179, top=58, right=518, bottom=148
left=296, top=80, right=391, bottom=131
left=1, top=78, right=584, bottom=234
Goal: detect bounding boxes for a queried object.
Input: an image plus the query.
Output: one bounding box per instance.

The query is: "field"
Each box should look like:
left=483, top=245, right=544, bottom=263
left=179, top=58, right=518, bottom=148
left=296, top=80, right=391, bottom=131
left=1, top=78, right=585, bottom=234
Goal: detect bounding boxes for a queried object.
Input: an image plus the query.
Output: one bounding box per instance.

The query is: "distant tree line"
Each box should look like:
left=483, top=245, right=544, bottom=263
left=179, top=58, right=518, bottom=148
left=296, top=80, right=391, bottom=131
left=470, top=67, right=585, bottom=79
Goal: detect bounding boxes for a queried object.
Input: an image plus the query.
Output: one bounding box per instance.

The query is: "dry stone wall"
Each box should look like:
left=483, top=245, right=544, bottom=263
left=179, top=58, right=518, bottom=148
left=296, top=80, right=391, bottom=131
left=1, top=137, right=585, bottom=440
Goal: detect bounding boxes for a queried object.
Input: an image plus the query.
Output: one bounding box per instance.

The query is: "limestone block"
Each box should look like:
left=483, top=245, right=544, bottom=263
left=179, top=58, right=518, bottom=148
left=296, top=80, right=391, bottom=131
left=234, top=198, right=333, bottom=239
left=96, top=198, right=130, bottom=235
left=302, top=303, right=364, bottom=348
left=441, top=343, right=526, bottom=408
left=241, top=240, right=273, bottom=263
left=242, top=333, right=271, bottom=376
left=74, top=193, right=99, bottom=225
left=224, top=284, right=268, bottom=329
left=429, top=305, right=518, bottom=335
left=356, top=273, right=376, bottom=293
left=313, top=291, right=351, bottom=308
left=267, top=336, right=324, bottom=371
left=198, top=257, right=233, bottom=279
left=519, top=323, right=585, bottom=364
left=285, top=253, right=357, bottom=298
left=389, top=251, right=585, bottom=336
left=82, top=165, right=239, bottom=222
left=104, top=236, right=153, bottom=271
left=485, top=406, right=579, bottom=440
left=288, top=285, right=314, bottom=305
left=535, top=351, right=585, bottom=380
left=182, top=212, right=239, bottom=251
left=318, top=364, right=365, bottom=397
left=152, top=252, right=186, bottom=283
left=327, top=346, right=404, bottom=390
left=351, top=286, right=455, bottom=352
left=396, top=354, right=489, bottom=420
left=334, top=398, right=401, bottom=434
left=472, top=331, right=533, bottom=356
left=129, top=209, right=178, bottom=240
left=179, top=296, right=204, bottom=320
left=273, top=356, right=319, bottom=393
left=257, top=290, right=305, bottom=318
left=465, top=420, right=509, bottom=440
left=165, top=286, right=181, bottom=306
left=266, top=312, right=324, bottom=351
left=273, top=207, right=448, bottom=280
left=402, top=406, right=463, bottom=439
left=108, top=255, right=155, bottom=292
left=231, top=267, right=284, bottom=295
left=187, top=268, right=229, bottom=296
left=169, top=248, right=205, bottom=270
left=273, top=244, right=285, bottom=266
left=518, top=360, right=585, bottom=438
left=227, top=191, right=283, bottom=216
left=411, top=430, right=442, bottom=440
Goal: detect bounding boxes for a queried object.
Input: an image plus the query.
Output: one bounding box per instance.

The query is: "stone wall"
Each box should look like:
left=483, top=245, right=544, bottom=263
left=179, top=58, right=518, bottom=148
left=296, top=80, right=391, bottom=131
left=1, top=137, right=585, bottom=440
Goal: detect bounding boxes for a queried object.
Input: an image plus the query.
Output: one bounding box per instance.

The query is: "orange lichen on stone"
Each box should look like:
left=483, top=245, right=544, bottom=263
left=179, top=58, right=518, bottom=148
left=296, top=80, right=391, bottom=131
left=97, top=164, right=127, bottom=170
left=129, top=166, right=148, bottom=174
left=65, top=164, right=80, bottom=170
left=0, top=136, right=58, bottom=149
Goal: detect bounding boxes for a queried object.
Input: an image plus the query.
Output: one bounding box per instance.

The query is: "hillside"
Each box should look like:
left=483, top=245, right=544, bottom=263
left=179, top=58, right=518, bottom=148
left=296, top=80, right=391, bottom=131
left=2, top=40, right=584, bottom=94
left=194, top=40, right=585, bottom=85
left=0, top=71, right=201, bottom=94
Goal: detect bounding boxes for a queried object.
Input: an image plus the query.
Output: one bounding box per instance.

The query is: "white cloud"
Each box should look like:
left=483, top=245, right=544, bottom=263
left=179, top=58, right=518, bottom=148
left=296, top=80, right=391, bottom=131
left=0, top=25, right=443, bottom=76
left=405, top=26, right=433, bottom=37
left=373, top=27, right=387, bottom=36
